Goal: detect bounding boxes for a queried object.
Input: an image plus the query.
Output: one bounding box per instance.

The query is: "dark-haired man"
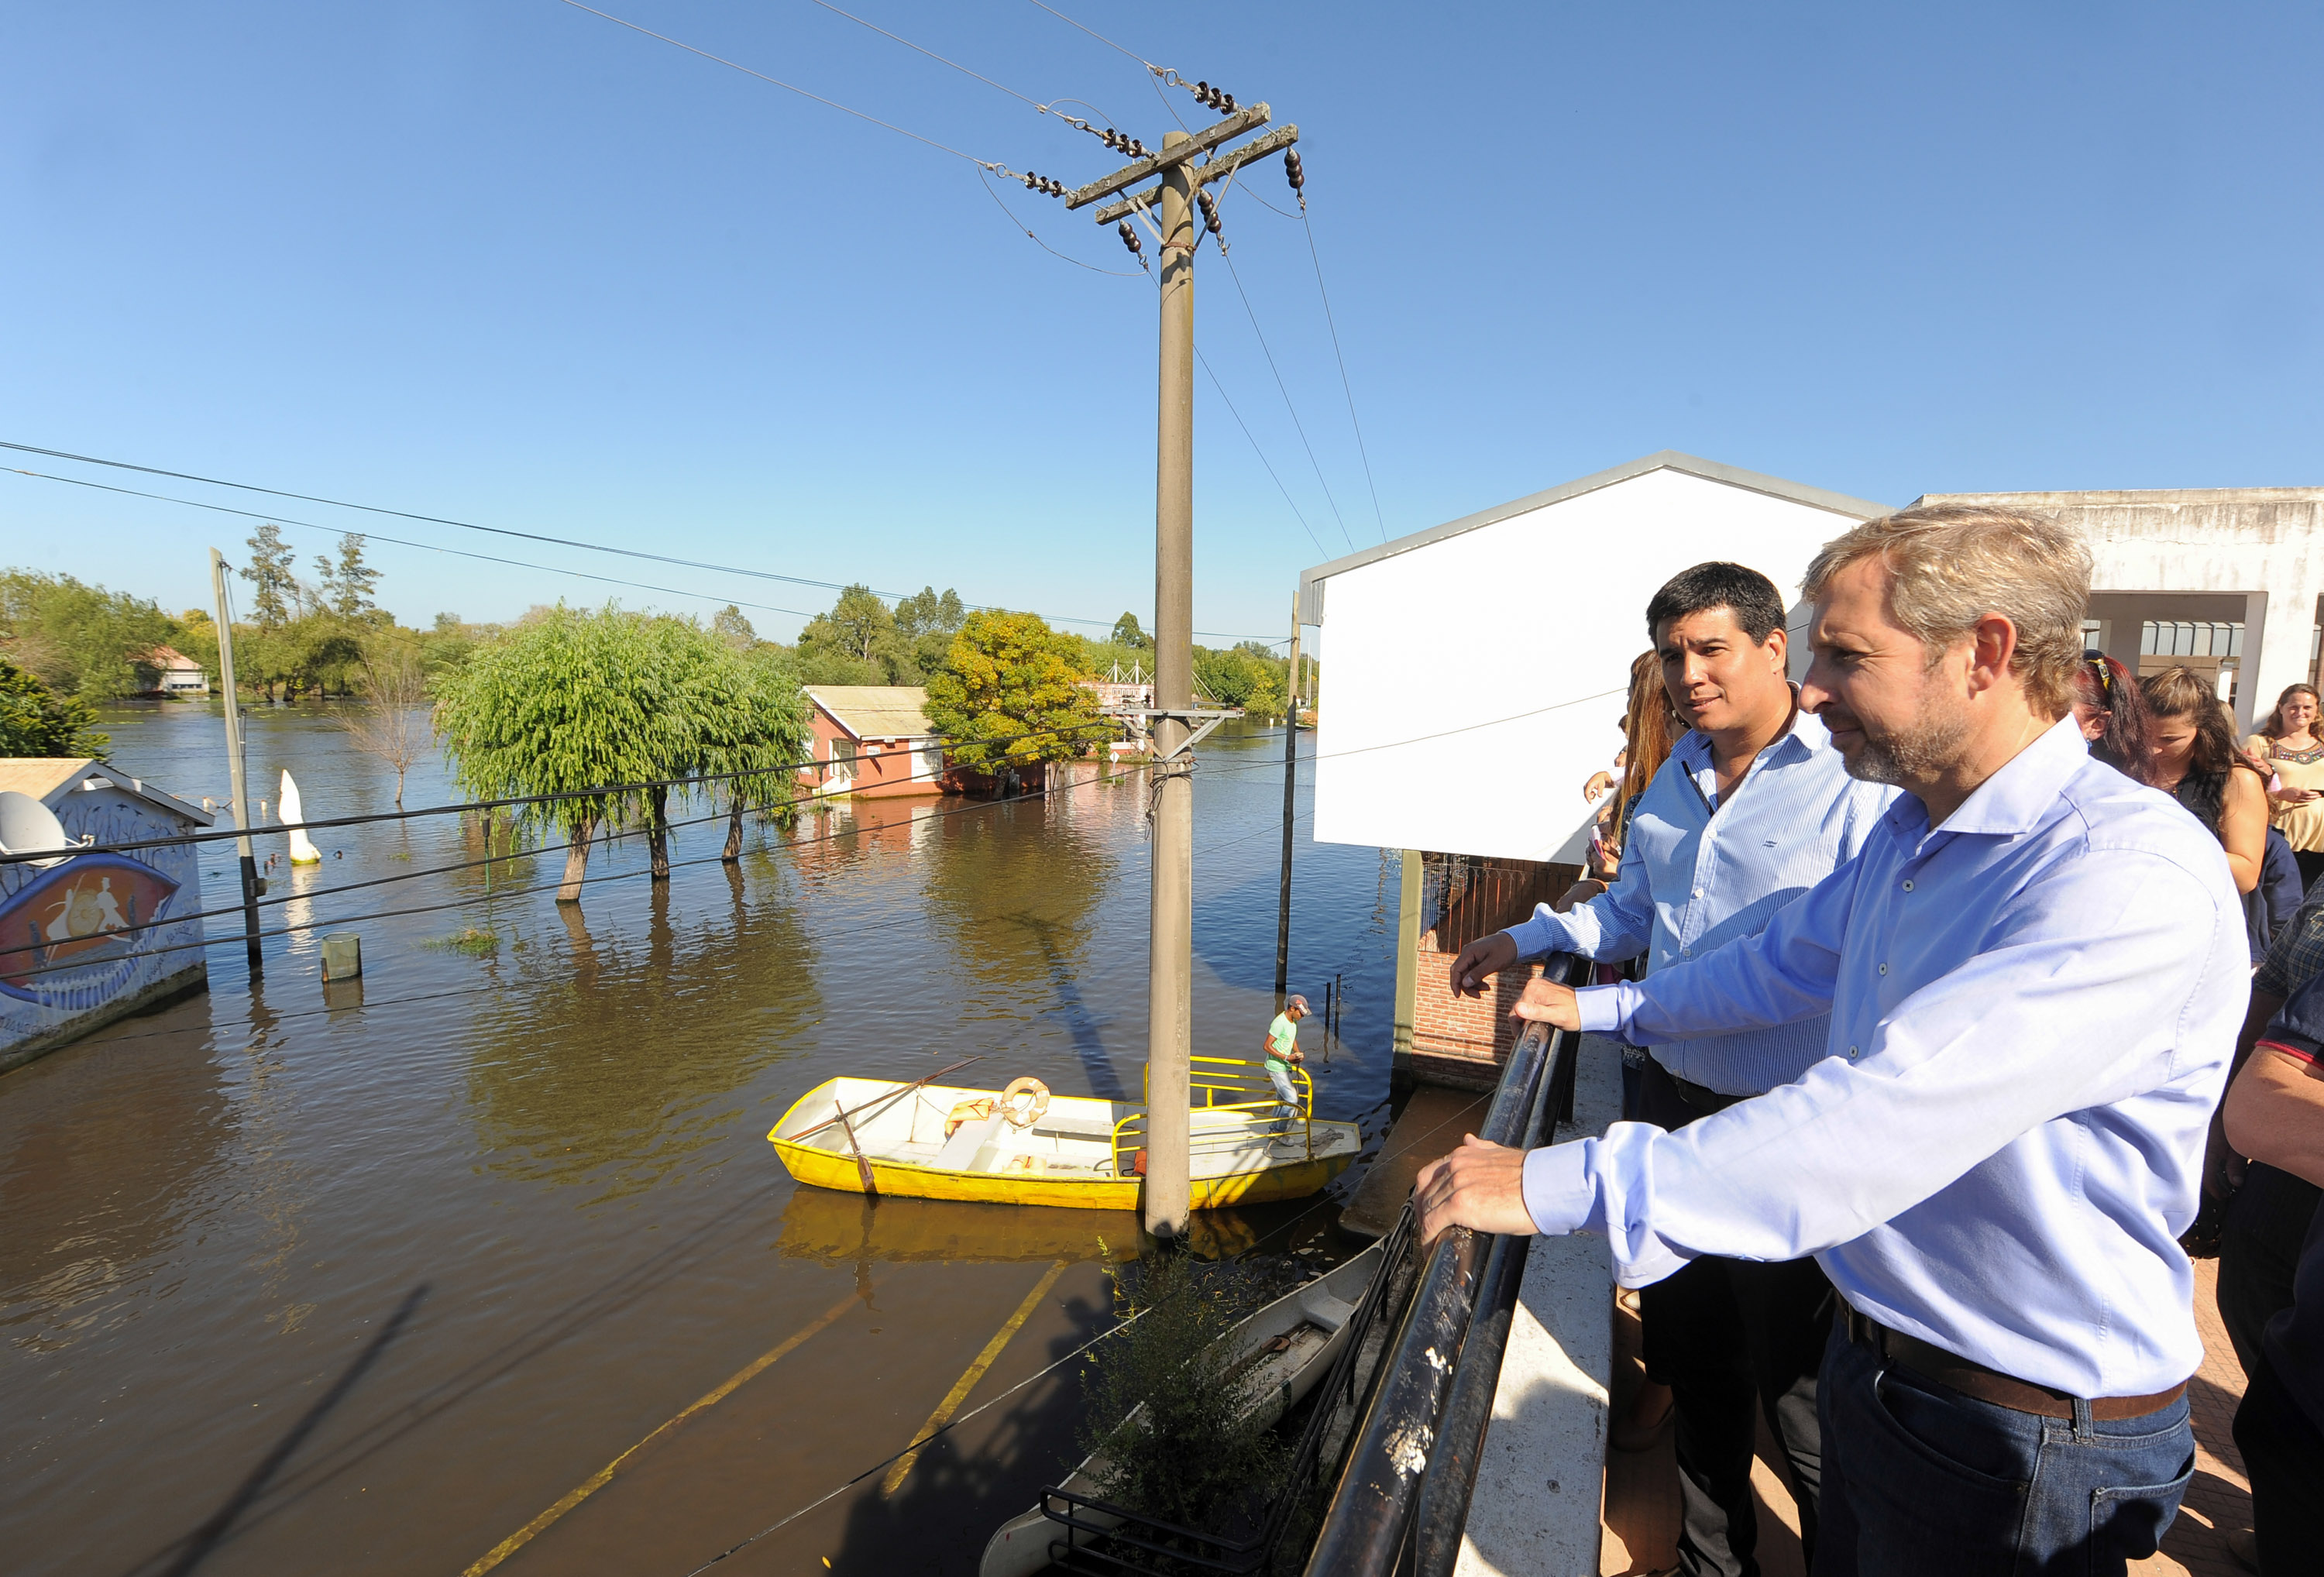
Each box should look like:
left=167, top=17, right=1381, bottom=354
left=1449, top=561, right=1893, bottom=1577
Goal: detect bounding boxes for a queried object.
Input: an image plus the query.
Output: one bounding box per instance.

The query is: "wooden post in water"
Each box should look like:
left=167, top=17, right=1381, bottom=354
left=208, top=548, right=263, bottom=974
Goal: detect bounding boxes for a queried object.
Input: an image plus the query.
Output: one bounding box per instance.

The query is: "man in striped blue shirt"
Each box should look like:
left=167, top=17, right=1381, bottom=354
left=1451, top=562, right=1893, bottom=1577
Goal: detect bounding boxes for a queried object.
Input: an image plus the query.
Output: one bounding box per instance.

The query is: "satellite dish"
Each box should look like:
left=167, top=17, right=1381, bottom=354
left=0, top=790, right=74, bottom=870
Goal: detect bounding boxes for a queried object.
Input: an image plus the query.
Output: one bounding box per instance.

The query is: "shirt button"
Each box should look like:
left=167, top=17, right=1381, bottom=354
left=1681, top=946, right=1692, bottom=956
left=1692, top=887, right=1703, bottom=898
left=1848, top=1046, right=1859, bottom=1059
left=1878, top=963, right=1888, bottom=975
left=1901, top=879, right=1914, bottom=892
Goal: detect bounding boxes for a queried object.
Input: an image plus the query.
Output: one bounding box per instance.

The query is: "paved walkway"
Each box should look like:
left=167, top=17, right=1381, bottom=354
left=1598, top=1258, right=2254, bottom=1576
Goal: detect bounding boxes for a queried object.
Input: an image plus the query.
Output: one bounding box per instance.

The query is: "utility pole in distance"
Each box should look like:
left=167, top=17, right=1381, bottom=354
left=1067, top=101, right=1298, bottom=1242
left=208, top=548, right=263, bottom=974
left=1274, top=591, right=1301, bottom=1006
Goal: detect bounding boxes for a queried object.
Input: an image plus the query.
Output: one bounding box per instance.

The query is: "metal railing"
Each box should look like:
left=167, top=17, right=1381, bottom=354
left=1301, top=952, right=1587, bottom=1577
left=1112, top=1056, right=1316, bottom=1175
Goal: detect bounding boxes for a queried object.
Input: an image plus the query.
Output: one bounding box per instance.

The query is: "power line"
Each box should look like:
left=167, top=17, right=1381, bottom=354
left=9, top=469, right=823, bottom=623
left=1214, top=246, right=1357, bottom=554
left=1193, top=345, right=1328, bottom=560
left=1300, top=205, right=1389, bottom=545
left=2, top=442, right=1273, bottom=641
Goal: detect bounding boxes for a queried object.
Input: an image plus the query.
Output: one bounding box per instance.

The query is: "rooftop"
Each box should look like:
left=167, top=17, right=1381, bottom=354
left=805, top=685, right=937, bottom=740
left=0, top=758, right=215, bottom=826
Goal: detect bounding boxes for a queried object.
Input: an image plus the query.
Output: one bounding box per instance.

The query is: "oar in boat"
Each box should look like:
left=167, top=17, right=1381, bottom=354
left=792, top=1056, right=987, bottom=1144
left=834, top=1100, right=878, bottom=1197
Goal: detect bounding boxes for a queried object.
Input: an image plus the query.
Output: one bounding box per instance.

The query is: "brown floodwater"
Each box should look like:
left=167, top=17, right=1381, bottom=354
left=0, top=705, right=1401, bottom=1576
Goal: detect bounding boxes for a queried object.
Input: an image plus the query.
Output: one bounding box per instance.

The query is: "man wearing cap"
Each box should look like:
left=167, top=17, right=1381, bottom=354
left=1263, top=996, right=1308, bottom=1133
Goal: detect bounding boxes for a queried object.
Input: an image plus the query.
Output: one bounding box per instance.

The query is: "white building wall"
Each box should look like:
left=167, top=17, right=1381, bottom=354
left=1308, top=466, right=1880, bottom=863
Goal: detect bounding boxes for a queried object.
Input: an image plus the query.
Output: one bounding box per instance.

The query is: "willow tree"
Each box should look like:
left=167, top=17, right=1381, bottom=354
left=435, top=606, right=678, bottom=902
left=703, top=645, right=812, bottom=861
left=924, top=610, right=1106, bottom=775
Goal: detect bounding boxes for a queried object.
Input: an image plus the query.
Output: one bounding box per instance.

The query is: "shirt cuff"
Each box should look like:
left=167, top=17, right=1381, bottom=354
left=1521, top=1139, right=1596, bottom=1235
left=1503, top=911, right=1567, bottom=962
left=2257, top=1036, right=2320, bottom=1067
left=1575, top=982, right=1636, bottom=1035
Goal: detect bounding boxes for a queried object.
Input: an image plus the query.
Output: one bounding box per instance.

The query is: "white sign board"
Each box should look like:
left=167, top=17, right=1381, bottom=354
left=1308, top=462, right=1882, bottom=862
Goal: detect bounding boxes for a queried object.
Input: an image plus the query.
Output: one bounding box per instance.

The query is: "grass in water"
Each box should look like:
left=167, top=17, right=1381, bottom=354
left=425, top=926, right=500, bottom=956
left=1074, top=1249, right=1297, bottom=1571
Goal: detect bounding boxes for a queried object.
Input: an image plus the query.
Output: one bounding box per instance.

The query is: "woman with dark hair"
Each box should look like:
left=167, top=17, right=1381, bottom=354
left=2073, top=651, right=2157, bottom=784
left=2249, top=682, right=2324, bottom=892
left=2145, top=668, right=2273, bottom=956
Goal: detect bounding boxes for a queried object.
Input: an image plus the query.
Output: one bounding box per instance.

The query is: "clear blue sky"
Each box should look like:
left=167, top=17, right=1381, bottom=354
left=5, top=2, right=2319, bottom=648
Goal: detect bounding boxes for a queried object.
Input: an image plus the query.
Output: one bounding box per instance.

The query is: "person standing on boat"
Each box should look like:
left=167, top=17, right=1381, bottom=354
left=1263, top=996, right=1308, bottom=1134
left=1448, top=560, right=1894, bottom=1577
left=1421, top=505, right=2243, bottom=1576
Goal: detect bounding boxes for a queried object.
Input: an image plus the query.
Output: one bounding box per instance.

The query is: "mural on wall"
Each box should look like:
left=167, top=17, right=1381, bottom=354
left=0, top=775, right=208, bottom=1060
left=1, top=853, right=184, bottom=1007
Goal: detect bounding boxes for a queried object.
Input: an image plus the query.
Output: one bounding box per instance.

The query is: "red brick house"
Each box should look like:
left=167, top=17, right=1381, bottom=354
left=801, top=686, right=950, bottom=798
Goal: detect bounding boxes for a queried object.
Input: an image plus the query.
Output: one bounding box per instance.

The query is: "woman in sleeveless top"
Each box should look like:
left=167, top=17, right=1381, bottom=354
left=2142, top=667, right=2267, bottom=898
left=2247, top=683, right=2324, bottom=893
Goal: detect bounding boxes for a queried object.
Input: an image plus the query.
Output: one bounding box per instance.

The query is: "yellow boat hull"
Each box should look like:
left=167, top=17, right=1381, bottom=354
left=772, top=1136, right=1353, bottom=1209
left=768, top=1075, right=1358, bottom=1211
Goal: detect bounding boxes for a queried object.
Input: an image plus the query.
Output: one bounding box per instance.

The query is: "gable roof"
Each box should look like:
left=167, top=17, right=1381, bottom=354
left=805, top=686, right=937, bottom=740
left=0, top=758, right=215, bottom=826
left=1297, top=450, right=1895, bottom=623
left=139, top=645, right=202, bottom=670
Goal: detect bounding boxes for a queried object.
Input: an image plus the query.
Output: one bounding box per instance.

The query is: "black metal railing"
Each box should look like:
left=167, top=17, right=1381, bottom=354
left=1301, top=952, right=1587, bottom=1577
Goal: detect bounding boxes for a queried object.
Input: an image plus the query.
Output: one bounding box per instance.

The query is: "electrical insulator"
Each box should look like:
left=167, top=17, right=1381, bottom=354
left=1118, top=221, right=1143, bottom=257
left=1221, top=92, right=1237, bottom=114
left=1284, top=150, right=1305, bottom=190
left=1198, top=191, right=1222, bottom=233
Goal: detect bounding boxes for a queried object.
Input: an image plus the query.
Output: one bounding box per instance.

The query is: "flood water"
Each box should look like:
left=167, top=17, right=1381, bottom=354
left=0, top=704, right=1406, bottom=1577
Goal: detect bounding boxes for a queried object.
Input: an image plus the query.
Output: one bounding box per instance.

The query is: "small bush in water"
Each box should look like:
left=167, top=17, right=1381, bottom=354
left=427, top=926, right=500, bottom=956
left=1076, top=1249, right=1289, bottom=1566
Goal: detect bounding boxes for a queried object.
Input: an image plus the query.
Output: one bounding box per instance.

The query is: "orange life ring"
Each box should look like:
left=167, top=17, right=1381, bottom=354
left=999, top=1077, right=1050, bottom=1129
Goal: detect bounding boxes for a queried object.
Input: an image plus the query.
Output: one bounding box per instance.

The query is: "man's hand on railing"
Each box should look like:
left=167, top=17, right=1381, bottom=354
left=1448, top=932, right=1519, bottom=998
left=1414, top=1134, right=1539, bottom=1245
left=1511, top=978, right=1582, bottom=1029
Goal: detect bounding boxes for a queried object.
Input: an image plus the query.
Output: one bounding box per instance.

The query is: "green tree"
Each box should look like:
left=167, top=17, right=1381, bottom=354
left=1109, top=611, right=1150, bottom=650
left=706, top=645, right=812, bottom=860
left=0, top=654, right=108, bottom=756
left=1194, top=642, right=1289, bottom=720
left=924, top=610, right=1105, bottom=775
left=894, top=586, right=965, bottom=641
left=435, top=606, right=682, bottom=902
left=711, top=604, right=757, bottom=651
left=0, top=570, right=182, bottom=701
left=315, top=533, right=380, bottom=618
left=241, top=525, right=299, bottom=627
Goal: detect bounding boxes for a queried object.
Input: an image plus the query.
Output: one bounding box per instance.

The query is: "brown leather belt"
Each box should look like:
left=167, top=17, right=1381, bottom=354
left=1840, top=1304, right=2188, bottom=1421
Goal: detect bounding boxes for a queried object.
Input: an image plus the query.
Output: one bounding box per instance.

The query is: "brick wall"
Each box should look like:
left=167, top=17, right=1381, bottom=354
left=1402, top=853, right=1583, bottom=1089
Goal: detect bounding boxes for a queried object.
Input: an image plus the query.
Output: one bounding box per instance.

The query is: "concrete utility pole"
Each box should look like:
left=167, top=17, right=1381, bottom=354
left=1274, top=591, right=1301, bottom=1005
left=1067, top=101, right=1298, bottom=1242
left=208, top=548, right=263, bottom=973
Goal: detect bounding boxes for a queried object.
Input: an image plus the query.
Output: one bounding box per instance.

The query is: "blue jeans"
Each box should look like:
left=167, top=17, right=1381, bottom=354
left=1816, top=1319, right=2193, bottom=1575
left=1264, top=1062, right=1300, bottom=1132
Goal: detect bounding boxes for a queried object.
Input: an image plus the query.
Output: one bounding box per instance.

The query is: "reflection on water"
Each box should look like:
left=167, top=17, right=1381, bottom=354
left=464, top=850, right=821, bottom=1198
left=0, top=706, right=1396, bottom=1577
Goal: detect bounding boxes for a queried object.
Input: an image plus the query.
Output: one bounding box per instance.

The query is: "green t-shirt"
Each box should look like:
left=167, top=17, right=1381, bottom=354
left=1267, top=1012, right=1298, bottom=1068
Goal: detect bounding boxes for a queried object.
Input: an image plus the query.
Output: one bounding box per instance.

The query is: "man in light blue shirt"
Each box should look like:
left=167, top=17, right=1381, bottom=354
left=1419, top=506, right=2245, bottom=1575
left=1451, top=562, right=1891, bottom=1577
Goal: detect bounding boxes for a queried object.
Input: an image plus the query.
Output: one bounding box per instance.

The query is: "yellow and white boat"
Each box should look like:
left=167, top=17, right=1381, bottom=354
left=768, top=1056, right=1361, bottom=1210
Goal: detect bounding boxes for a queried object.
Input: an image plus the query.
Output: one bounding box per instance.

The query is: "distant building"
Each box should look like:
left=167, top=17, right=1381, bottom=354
left=1082, top=671, right=1154, bottom=760
left=0, top=758, right=213, bottom=1071
left=136, top=646, right=210, bottom=696
left=801, top=686, right=950, bottom=798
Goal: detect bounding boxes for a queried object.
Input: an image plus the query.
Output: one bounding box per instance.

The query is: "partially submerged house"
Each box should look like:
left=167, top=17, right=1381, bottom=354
left=1299, top=451, right=2324, bottom=1087
left=801, top=686, right=950, bottom=798
left=0, top=758, right=212, bottom=1071
left=136, top=646, right=210, bottom=697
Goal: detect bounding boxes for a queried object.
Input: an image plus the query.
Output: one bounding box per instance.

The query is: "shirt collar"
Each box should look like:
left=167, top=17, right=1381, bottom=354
left=1888, top=714, right=2089, bottom=839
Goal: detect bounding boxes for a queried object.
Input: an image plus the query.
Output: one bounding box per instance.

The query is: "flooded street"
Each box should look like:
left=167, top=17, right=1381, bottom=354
left=0, top=706, right=1402, bottom=1577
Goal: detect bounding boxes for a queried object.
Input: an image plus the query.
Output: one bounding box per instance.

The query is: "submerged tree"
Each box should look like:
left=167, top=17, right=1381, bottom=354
left=925, top=610, right=1106, bottom=775
left=240, top=524, right=300, bottom=628
left=338, top=637, right=431, bottom=806
left=435, top=606, right=674, bottom=902
left=706, top=645, right=813, bottom=861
